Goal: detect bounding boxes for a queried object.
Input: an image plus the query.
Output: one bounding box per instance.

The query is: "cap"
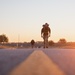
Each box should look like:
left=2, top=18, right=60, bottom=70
left=45, top=23, right=49, bottom=26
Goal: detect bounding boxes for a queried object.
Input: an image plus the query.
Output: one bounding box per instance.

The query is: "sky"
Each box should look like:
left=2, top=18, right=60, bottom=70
left=0, top=0, right=75, bottom=42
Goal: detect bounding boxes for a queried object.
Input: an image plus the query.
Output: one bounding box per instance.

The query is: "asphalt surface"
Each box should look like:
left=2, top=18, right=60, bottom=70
left=0, top=48, right=75, bottom=75
left=0, top=49, right=34, bottom=75
left=43, top=48, right=75, bottom=75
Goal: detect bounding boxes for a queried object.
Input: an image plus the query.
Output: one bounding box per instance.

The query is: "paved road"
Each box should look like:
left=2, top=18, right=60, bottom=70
left=43, top=48, right=75, bottom=75
left=0, top=49, right=34, bottom=75
left=0, top=48, right=75, bottom=75
left=9, top=50, right=65, bottom=75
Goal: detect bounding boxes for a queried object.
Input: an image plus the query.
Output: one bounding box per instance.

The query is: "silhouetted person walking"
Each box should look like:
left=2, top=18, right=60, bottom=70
left=31, top=39, right=35, bottom=48
left=41, top=23, right=51, bottom=48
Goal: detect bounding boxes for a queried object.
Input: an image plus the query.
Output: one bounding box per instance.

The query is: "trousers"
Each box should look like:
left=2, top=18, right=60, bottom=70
left=43, top=35, right=49, bottom=48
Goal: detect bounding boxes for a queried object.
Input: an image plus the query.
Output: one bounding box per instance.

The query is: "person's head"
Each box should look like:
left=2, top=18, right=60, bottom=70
left=45, top=23, right=49, bottom=27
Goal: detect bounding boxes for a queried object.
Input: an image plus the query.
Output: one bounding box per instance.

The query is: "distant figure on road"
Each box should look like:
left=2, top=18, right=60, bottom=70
left=41, top=23, right=51, bottom=48
left=31, top=39, right=35, bottom=48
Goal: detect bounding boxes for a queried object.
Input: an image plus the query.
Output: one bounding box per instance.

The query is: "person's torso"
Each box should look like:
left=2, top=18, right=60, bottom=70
left=42, top=27, right=50, bottom=36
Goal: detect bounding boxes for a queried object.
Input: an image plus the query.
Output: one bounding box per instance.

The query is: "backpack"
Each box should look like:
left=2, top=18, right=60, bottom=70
left=42, top=26, right=51, bottom=35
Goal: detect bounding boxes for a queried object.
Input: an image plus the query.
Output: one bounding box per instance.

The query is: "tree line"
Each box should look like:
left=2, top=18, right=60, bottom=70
left=0, top=34, right=67, bottom=45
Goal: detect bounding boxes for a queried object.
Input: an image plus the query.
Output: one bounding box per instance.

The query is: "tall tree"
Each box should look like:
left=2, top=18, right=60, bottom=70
left=0, top=34, right=8, bottom=43
left=49, top=40, right=55, bottom=46
left=58, top=38, right=67, bottom=44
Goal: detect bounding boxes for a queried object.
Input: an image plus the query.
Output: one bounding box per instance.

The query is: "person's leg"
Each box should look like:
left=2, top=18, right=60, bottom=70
left=31, top=45, right=33, bottom=48
left=45, top=36, right=48, bottom=48
left=31, top=44, right=33, bottom=48
left=43, top=36, right=46, bottom=48
left=32, top=43, right=35, bottom=48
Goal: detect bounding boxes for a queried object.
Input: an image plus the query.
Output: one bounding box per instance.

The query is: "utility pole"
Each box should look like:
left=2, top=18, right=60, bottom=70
left=17, top=34, right=20, bottom=48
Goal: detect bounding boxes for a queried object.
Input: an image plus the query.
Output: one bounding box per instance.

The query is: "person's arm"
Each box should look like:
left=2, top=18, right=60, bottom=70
left=41, top=28, right=43, bottom=37
left=48, top=27, right=51, bottom=37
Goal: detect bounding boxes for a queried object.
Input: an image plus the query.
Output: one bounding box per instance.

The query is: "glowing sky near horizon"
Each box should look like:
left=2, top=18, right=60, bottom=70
left=0, top=0, right=75, bottom=42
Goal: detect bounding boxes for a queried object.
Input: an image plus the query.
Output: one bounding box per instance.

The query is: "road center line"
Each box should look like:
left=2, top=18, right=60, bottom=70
left=9, top=50, right=66, bottom=75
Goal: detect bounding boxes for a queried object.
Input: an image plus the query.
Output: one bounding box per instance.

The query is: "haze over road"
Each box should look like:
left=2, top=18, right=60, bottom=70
left=0, top=48, right=75, bottom=75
